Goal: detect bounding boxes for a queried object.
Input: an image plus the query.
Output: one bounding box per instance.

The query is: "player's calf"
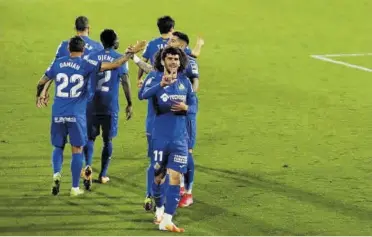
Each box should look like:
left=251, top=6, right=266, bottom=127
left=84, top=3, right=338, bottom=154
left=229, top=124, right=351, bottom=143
left=71, top=146, right=84, bottom=195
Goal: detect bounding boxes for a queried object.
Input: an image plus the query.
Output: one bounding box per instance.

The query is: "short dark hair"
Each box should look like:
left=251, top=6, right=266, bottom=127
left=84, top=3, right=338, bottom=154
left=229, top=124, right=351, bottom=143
left=69, top=36, right=85, bottom=53
left=157, top=16, right=175, bottom=34
left=154, top=46, right=188, bottom=72
left=100, top=29, right=118, bottom=49
left=75, top=16, right=89, bottom=31
left=172, top=31, right=189, bottom=45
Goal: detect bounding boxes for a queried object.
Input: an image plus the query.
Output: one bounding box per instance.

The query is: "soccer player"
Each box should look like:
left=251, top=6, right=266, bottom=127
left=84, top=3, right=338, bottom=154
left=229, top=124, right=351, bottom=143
left=141, top=46, right=197, bottom=232
left=55, top=16, right=103, bottom=59
left=36, top=36, right=145, bottom=196
left=82, top=29, right=133, bottom=190
left=168, top=31, right=199, bottom=207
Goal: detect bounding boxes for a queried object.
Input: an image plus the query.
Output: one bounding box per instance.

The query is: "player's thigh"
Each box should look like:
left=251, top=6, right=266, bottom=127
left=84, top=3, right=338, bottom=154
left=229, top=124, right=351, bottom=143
left=187, top=114, right=197, bottom=149
left=168, top=139, right=189, bottom=174
left=87, top=114, right=100, bottom=140
left=67, top=116, right=87, bottom=147
left=151, top=138, right=170, bottom=167
left=101, top=114, right=118, bottom=142
left=50, top=117, right=68, bottom=147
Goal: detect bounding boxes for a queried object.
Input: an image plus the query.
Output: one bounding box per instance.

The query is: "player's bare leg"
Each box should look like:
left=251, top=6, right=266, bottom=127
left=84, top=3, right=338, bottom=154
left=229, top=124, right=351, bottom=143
left=70, top=146, right=84, bottom=196
left=159, top=169, right=184, bottom=232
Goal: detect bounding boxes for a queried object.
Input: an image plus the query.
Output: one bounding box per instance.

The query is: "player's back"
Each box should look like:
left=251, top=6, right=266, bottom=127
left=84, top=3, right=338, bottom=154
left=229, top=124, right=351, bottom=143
left=46, top=56, right=100, bottom=117
left=90, top=49, right=128, bottom=115
left=143, top=73, right=194, bottom=140
left=142, top=37, right=169, bottom=65
left=56, top=36, right=103, bottom=59
left=184, top=55, right=199, bottom=84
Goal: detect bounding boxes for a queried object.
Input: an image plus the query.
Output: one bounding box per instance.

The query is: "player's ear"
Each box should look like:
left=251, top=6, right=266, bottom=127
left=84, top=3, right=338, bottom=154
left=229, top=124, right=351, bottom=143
left=161, top=60, right=165, bottom=66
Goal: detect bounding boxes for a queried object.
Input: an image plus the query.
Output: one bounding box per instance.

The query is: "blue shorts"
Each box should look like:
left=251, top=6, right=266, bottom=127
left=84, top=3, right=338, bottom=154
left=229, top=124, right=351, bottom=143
left=151, top=138, right=188, bottom=174
left=87, top=113, right=118, bottom=141
left=187, top=114, right=197, bottom=149
left=51, top=116, right=87, bottom=147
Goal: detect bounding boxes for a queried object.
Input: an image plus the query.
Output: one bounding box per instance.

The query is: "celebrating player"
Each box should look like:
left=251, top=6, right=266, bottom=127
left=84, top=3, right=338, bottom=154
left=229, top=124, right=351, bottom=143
left=55, top=16, right=103, bottom=59
left=141, top=46, right=197, bottom=232
left=36, top=36, right=145, bottom=196
left=168, top=31, right=199, bottom=207
left=82, top=29, right=133, bottom=190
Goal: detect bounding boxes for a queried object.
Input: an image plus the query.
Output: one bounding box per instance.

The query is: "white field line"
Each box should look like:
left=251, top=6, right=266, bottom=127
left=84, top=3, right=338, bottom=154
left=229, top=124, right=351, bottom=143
left=310, top=55, right=372, bottom=72
left=318, top=53, right=372, bottom=57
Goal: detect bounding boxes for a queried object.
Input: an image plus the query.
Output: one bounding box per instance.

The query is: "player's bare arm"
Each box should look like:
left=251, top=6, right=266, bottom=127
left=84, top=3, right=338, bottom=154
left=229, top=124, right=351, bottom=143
left=120, top=74, right=133, bottom=120
left=132, top=55, right=153, bottom=74
left=100, top=40, right=147, bottom=72
left=36, top=75, right=52, bottom=108
left=191, top=36, right=204, bottom=58
left=192, top=78, right=199, bottom=92
left=137, top=58, right=149, bottom=83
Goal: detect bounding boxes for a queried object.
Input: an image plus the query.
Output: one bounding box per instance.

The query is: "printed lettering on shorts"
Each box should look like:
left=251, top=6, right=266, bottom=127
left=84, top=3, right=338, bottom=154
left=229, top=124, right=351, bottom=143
left=54, top=117, right=77, bottom=123
left=174, top=154, right=187, bottom=164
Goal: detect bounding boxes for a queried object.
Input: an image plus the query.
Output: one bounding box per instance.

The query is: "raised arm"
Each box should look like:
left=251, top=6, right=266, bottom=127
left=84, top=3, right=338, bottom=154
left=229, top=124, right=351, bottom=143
left=190, top=36, right=205, bottom=58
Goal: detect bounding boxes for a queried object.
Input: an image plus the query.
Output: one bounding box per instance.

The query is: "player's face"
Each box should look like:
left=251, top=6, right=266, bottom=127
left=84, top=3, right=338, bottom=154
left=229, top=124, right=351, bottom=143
left=163, top=53, right=180, bottom=72
left=168, top=36, right=182, bottom=48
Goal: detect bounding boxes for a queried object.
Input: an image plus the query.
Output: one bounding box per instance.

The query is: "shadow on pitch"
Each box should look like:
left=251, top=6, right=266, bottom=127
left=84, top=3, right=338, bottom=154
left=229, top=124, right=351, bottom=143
left=196, top=164, right=372, bottom=222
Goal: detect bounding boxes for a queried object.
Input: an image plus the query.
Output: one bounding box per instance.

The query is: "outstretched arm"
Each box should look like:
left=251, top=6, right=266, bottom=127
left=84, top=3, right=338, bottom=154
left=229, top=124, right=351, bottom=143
left=133, top=55, right=153, bottom=74
left=190, top=36, right=205, bottom=58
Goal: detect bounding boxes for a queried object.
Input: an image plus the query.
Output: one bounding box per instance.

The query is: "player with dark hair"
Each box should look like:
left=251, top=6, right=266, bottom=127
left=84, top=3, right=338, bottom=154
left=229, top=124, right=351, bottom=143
left=141, top=46, right=196, bottom=232
left=54, top=16, right=103, bottom=59
left=82, top=29, right=133, bottom=189
left=36, top=36, right=145, bottom=196
left=168, top=31, right=200, bottom=207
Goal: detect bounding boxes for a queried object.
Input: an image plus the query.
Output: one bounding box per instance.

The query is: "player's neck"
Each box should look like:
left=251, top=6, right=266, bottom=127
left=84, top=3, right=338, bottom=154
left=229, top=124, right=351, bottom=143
left=160, top=33, right=172, bottom=39
left=70, top=52, right=83, bottom=58
left=76, top=31, right=89, bottom=37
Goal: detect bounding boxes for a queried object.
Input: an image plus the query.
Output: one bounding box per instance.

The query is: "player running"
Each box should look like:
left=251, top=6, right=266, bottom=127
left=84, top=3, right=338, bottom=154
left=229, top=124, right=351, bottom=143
left=82, top=29, right=133, bottom=190
left=141, top=46, right=197, bottom=232
left=36, top=36, right=145, bottom=196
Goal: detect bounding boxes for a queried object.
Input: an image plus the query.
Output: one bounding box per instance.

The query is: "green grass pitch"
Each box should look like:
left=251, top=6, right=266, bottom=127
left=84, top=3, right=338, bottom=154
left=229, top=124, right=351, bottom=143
left=1, top=0, right=372, bottom=235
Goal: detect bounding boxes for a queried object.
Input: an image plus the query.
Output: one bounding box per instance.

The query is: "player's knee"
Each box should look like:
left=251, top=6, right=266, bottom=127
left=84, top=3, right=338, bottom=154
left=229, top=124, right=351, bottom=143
left=103, top=137, right=112, bottom=144
left=54, top=145, right=65, bottom=151
left=71, top=146, right=83, bottom=154
left=168, top=169, right=181, bottom=185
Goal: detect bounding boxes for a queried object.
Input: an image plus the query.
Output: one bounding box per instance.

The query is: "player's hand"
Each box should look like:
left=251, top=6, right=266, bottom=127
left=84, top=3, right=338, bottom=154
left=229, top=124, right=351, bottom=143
left=196, top=36, right=205, bottom=46
left=125, top=105, right=133, bottom=120
left=137, top=79, right=144, bottom=88
left=160, top=69, right=177, bottom=87
left=127, top=40, right=147, bottom=54
left=171, top=102, right=188, bottom=112
left=36, top=94, right=49, bottom=108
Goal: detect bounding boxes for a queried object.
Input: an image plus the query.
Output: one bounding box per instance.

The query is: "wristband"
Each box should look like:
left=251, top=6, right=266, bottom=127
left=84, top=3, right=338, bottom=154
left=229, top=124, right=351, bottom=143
left=133, top=55, right=141, bottom=63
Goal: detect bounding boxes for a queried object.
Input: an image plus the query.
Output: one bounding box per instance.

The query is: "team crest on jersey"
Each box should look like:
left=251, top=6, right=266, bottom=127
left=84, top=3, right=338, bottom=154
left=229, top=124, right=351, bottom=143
left=160, top=93, right=169, bottom=102
left=178, top=83, right=185, bottom=90
left=154, top=162, right=160, bottom=170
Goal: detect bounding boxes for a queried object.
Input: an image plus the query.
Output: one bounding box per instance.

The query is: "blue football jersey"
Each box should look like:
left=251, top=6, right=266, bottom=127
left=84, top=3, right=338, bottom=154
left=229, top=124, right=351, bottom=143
left=138, top=71, right=158, bottom=134
left=55, top=36, right=103, bottom=59
left=142, top=37, right=169, bottom=65
left=141, top=72, right=197, bottom=140
left=184, top=55, right=199, bottom=83
left=45, top=56, right=101, bottom=116
left=88, top=49, right=129, bottom=115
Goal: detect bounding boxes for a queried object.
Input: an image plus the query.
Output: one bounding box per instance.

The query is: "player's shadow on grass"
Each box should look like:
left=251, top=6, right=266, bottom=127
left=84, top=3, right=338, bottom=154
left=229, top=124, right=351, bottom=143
left=196, top=164, right=372, bottom=222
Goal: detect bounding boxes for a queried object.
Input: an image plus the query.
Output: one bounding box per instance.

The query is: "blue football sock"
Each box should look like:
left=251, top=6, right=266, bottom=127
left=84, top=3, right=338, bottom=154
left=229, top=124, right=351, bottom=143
left=185, top=152, right=195, bottom=191
left=165, top=184, right=180, bottom=216
left=71, top=153, right=84, bottom=188
left=100, top=141, right=112, bottom=177
left=84, top=140, right=94, bottom=166
left=146, top=164, right=155, bottom=197
left=152, top=175, right=169, bottom=208
left=52, top=147, right=63, bottom=174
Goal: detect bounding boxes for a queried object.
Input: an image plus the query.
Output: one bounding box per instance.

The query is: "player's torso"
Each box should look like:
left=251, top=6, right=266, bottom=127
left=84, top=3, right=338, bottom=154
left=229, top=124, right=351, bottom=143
left=146, top=37, right=169, bottom=65
left=152, top=73, right=189, bottom=140
left=92, top=49, right=126, bottom=115
left=56, top=36, right=102, bottom=59
left=52, top=57, right=92, bottom=116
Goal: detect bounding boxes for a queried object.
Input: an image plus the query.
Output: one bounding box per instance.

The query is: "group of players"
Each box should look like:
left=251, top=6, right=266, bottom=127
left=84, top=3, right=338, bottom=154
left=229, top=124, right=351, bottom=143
left=35, top=15, right=204, bottom=232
